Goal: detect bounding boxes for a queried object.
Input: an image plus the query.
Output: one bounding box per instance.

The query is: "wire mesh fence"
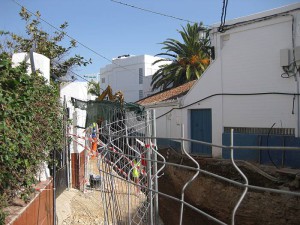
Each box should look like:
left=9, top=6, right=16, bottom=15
left=67, top=103, right=300, bottom=225
left=83, top=108, right=164, bottom=225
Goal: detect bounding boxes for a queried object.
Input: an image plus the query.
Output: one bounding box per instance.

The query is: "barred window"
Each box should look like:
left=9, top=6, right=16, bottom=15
left=139, top=68, right=143, bottom=84
left=139, top=90, right=143, bottom=99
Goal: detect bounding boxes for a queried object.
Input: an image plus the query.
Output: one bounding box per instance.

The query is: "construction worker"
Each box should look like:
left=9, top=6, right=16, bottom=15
left=132, top=159, right=141, bottom=193
left=91, top=122, right=98, bottom=158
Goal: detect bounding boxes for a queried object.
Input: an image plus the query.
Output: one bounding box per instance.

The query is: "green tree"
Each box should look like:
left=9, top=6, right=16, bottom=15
left=0, top=53, right=63, bottom=223
left=151, top=23, right=211, bottom=91
left=0, top=7, right=91, bottom=79
left=87, top=80, right=101, bottom=97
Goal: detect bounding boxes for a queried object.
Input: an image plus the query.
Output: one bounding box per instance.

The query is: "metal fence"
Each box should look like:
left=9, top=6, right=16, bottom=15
left=81, top=108, right=300, bottom=225
left=83, top=109, right=164, bottom=225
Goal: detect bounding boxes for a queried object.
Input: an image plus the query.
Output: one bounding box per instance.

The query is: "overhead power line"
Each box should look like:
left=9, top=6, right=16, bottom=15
left=10, top=0, right=131, bottom=71
left=110, top=0, right=204, bottom=25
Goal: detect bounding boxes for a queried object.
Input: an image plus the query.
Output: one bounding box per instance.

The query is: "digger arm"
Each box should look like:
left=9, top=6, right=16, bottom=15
left=98, top=85, right=114, bottom=101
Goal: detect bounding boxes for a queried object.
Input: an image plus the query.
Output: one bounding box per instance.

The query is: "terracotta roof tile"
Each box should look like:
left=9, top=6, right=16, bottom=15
left=137, top=80, right=196, bottom=105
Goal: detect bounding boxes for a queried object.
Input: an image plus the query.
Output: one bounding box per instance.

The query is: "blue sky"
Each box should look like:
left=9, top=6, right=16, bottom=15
left=1, top=0, right=299, bottom=77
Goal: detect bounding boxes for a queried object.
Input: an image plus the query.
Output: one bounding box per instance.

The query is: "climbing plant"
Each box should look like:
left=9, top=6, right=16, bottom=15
left=0, top=53, right=63, bottom=223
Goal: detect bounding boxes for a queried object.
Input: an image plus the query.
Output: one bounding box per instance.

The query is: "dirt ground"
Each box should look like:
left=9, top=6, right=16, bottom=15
left=56, top=157, right=147, bottom=225
left=56, top=188, right=104, bottom=225
left=158, top=148, right=300, bottom=225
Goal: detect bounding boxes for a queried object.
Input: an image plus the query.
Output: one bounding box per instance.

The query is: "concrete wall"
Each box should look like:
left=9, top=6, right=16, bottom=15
left=100, top=55, right=168, bottom=102
left=60, top=82, right=89, bottom=154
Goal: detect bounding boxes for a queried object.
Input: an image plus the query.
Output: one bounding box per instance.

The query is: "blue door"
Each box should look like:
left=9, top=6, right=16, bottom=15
left=191, top=109, right=212, bottom=155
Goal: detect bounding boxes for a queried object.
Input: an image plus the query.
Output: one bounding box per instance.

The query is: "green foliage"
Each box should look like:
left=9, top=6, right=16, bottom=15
left=0, top=53, right=63, bottom=221
left=88, top=80, right=101, bottom=96
left=151, top=23, right=211, bottom=91
left=0, top=7, right=92, bottom=78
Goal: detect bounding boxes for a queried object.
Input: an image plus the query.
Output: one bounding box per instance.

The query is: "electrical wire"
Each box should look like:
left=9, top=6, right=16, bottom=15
left=156, top=92, right=300, bottom=119
left=218, top=0, right=229, bottom=32
left=110, top=0, right=200, bottom=25
left=10, top=0, right=131, bottom=71
left=266, top=123, right=279, bottom=169
left=219, top=7, right=300, bottom=33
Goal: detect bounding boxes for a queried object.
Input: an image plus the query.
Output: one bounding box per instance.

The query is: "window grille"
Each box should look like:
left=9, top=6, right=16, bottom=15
left=224, top=127, right=295, bottom=136
left=139, top=68, right=143, bottom=84
left=139, top=90, right=143, bottom=99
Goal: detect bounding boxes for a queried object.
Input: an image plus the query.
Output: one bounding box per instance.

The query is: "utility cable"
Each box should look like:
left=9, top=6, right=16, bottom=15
left=110, top=0, right=201, bottom=25
left=218, top=0, right=229, bottom=32
left=219, top=8, right=300, bottom=33
left=156, top=92, right=300, bottom=119
left=266, top=123, right=279, bottom=169
left=10, top=0, right=131, bottom=71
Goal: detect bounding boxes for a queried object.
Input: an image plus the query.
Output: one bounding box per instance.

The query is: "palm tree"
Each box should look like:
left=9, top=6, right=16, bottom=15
left=151, top=23, right=211, bottom=91
left=88, top=80, right=101, bottom=96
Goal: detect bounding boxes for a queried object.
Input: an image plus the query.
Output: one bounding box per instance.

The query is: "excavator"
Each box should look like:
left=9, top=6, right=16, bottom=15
left=97, top=85, right=124, bottom=105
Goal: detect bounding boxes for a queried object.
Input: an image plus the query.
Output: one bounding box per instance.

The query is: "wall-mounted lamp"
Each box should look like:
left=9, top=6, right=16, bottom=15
left=198, top=27, right=215, bottom=60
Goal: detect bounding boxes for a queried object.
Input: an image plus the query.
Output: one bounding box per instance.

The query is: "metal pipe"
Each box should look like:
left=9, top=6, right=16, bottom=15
left=179, top=124, right=200, bottom=225
left=102, top=134, right=300, bottom=151
left=146, top=111, right=153, bottom=225
left=230, top=129, right=248, bottom=225
left=151, top=110, right=159, bottom=225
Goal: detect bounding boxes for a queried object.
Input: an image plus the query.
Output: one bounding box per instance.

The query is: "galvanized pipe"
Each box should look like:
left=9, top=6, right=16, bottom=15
left=151, top=110, right=160, bottom=225
left=230, top=129, right=249, bottom=225
left=146, top=110, right=154, bottom=225
left=179, top=124, right=200, bottom=225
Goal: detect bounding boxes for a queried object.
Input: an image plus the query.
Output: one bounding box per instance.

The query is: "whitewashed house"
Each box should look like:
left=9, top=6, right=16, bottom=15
left=60, top=81, right=92, bottom=188
left=139, top=3, right=300, bottom=168
left=100, top=54, right=170, bottom=102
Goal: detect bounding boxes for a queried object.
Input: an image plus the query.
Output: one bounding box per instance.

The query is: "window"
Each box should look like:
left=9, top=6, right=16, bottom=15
left=139, top=68, right=143, bottom=84
left=101, top=78, right=105, bottom=83
left=139, top=90, right=143, bottom=99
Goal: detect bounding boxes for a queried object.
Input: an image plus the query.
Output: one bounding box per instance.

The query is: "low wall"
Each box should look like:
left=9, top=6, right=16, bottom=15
left=5, top=179, right=53, bottom=225
left=71, top=151, right=86, bottom=190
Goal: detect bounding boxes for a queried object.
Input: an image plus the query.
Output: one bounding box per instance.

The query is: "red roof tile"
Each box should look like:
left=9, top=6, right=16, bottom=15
left=137, top=80, right=196, bottom=105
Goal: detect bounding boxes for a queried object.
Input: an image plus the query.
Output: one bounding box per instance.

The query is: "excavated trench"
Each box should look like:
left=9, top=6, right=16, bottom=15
left=157, top=148, right=300, bottom=225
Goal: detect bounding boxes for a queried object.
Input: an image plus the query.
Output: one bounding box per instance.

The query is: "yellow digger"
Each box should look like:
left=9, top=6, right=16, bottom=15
left=98, top=85, right=124, bottom=105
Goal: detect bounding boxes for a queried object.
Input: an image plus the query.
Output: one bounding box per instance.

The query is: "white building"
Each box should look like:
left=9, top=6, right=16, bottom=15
left=60, top=82, right=90, bottom=154
left=139, top=3, right=300, bottom=168
left=100, top=54, right=170, bottom=102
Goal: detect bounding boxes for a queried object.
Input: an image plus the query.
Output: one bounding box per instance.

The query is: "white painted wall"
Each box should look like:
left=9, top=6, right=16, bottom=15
left=100, top=55, right=169, bottom=102
left=60, top=82, right=90, bottom=154
left=150, top=4, right=300, bottom=158
left=12, top=52, right=50, bottom=83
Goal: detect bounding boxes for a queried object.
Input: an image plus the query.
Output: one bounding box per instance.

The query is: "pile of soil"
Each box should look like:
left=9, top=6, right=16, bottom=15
left=158, top=148, right=300, bottom=225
